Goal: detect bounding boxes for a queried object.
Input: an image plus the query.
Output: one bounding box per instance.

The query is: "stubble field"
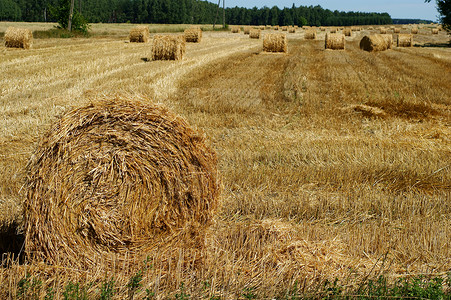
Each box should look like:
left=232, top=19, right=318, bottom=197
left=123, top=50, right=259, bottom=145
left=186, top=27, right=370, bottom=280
left=0, top=22, right=450, bottom=299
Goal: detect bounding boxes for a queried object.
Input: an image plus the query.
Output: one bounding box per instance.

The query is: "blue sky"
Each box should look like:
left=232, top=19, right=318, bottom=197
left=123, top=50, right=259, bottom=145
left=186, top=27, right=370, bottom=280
left=222, top=1, right=438, bottom=21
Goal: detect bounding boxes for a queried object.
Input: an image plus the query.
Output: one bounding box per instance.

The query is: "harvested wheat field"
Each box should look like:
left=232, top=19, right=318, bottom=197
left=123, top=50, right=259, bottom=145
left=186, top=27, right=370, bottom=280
left=0, top=22, right=451, bottom=299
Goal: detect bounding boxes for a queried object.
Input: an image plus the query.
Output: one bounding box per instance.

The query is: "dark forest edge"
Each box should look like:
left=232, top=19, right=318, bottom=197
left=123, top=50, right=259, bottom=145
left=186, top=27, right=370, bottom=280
left=0, top=0, right=396, bottom=27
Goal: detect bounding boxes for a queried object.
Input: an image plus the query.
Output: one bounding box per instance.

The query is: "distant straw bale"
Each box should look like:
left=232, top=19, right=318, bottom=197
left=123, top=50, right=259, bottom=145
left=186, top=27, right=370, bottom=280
left=397, top=34, right=413, bottom=47
left=380, top=27, right=387, bottom=34
left=184, top=27, right=202, bottom=43
left=4, top=27, right=33, bottom=49
left=325, top=33, right=345, bottom=50
left=231, top=26, right=240, bottom=33
left=411, top=27, right=419, bottom=34
left=330, top=28, right=337, bottom=33
left=393, top=27, right=400, bottom=33
left=360, top=34, right=391, bottom=52
left=304, top=29, right=317, bottom=39
left=282, top=26, right=288, bottom=31
left=129, top=25, right=150, bottom=43
left=432, top=28, right=439, bottom=34
left=343, top=28, right=352, bottom=37
left=263, top=33, right=287, bottom=53
left=249, top=29, right=261, bottom=39
left=320, top=27, right=326, bottom=31
left=243, top=26, right=251, bottom=35
left=274, top=25, right=279, bottom=31
left=24, top=98, right=220, bottom=268
left=288, top=27, right=296, bottom=33
left=151, top=35, right=185, bottom=60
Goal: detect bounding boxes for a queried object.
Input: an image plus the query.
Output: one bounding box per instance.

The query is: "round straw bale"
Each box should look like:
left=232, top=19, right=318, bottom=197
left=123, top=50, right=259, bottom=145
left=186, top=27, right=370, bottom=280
left=249, top=29, right=261, bottom=39
left=393, top=27, right=401, bottom=33
left=129, top=25, right=150, bottom=43
left=151, top=34, right=185, bottom=61
left=330, top=28, right=337, bottom=33
left=231, top=26, right=240, bottom=33
left=360, top=34, right=391, bottom=52
left=259, top=26, right=265, bottom=30
left=397, top=34, right=413, bottom=47
left=432, top=28, right=439, bottom=34
left=304, top=29, right=317, bottom=40
left=380, top=27, right=387, bottom=34
left=320, top=27, right=326, bottom=31
left=343, top=28, right=352, bottom=37
left=263, top=33, right=287, bottom=53
left=288, top=26, right=296, bottom=33
left=184, top=28, right=202, bottom=43
left=281, top=26, right=288, bottom=32
left=24, top=98, right=220, bottom=267
left=243, top=26, right=251, bottom=35
left=325, top=33, right=345, bottom=50
left=411, top=27, right=419, bottom=34
left=4, top=27, right=33, bottom=49
left=274, top=25, right=279, bottom=31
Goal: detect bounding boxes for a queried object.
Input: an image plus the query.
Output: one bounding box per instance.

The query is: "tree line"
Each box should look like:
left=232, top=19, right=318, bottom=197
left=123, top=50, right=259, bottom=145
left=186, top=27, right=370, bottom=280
left=1, top=0, right=393, bottom=26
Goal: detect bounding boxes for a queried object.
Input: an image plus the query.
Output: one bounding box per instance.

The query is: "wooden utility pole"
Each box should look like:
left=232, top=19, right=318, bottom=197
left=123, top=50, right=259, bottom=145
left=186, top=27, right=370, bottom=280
left=213, top=0, right=221, bottom=29
left=223, top=0, right=225, bottom=28
left=68, top=0, right=75, bottom=31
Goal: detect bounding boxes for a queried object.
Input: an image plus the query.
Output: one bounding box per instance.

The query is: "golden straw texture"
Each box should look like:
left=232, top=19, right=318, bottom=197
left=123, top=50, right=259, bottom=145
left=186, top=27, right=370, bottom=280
left=397, top=34, right=413, bottom=47
left=129, top=25, right=150, bottom=43
left=263, top=33, right=287, bottom=53
left=151, top=34, right=185, bottom=60
left=304, top=30, right=317, bottom=40
left=24, top=98, right=220, bottom=268
left=360, top=34, right=392, bottom=52
left=325, top=33, right=345, bottom=50
left=4, top=27, right=33, bottom=49
left=249, top=29, right=261, bottom=39
left=184, top=28, right=202, bottom=43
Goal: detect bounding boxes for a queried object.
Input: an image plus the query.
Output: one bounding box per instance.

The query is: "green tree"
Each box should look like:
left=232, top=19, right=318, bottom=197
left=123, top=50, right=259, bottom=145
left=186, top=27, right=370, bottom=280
left=50, top=0, right=89, bottom=33
left=0, top=0, right=22, bottom=21
left=426, top=0, right=451, bottom=31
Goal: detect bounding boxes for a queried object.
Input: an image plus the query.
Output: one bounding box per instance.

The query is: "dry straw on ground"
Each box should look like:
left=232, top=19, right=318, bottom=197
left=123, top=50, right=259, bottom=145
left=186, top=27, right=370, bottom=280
left=263, top=33, right=287, bottom=53
left=24, top=98, right=220, bottom=268
left=151, top=34, right=185, bottom=60
left=397, top=34, right=413, bottom=47
left=360, top=34, right=392, bottom=52
left=325, top=33, right=345, bottom=50
left=129, top=25, right=150, bottom=43
left=184, top=28, right=202, bottom=43
left=304, top=29, right=317, bottom=40
left=4, top=27, right=33, bottom=49
left=249, top=29, right=261, bottom=39
left=343, top=28, right=352, bottom=37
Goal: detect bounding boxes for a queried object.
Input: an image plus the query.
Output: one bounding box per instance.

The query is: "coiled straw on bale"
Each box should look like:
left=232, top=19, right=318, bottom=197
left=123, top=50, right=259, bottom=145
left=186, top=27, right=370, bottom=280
left=249, top=29, right=261, bottom=39
left=360, top=34, right=392, bottom=52
left=304, top=30, right=317, bottom=40
left=24, top=98, right=220, bottom=268
left=151, top=35, right=185, bottom=60
left=129, top=25, right=150, bottom=43
left=397, top=34, right=413, bottom=47
left=263, top=33, right=287, bottom=53
left=325, top=33, right=345, bottom=50
left=184, top=28, right=202, bottom=43
left=4, top=27, right=33, bottom=49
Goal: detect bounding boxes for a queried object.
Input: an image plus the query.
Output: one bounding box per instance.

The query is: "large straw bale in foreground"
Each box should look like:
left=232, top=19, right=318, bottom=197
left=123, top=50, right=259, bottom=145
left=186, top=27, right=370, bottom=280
left=263, top=33, right=287, bottom=53
left=249, top=29, right=261, bottom=39
left=129, top=25, right=150, bottom=43
left=360, top=34, right=392, bottom=52
left=152, top=35, right=185, bottom=60
left=397, top=34, right=413, bottom=47
left=304, top=30, right=317, bottom=40
left=325, top=33, right=345, bottom=50
left=4, top=27, right=33, bottom=49
left=24, top=99, right=220, bottom=267
left=184, top=28, right=202, bottom=43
